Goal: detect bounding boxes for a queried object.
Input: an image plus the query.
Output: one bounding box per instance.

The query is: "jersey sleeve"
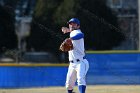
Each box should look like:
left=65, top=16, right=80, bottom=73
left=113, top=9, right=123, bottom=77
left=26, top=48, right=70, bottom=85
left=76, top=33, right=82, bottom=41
left=70, top=30, right=84, bottom=40
left=71, top=33, right=84, bottom=40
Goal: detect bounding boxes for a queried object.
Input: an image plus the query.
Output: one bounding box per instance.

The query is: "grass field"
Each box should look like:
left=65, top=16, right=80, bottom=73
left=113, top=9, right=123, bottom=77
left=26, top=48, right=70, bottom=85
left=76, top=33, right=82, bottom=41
left=0, top=85, right=140, bottom=93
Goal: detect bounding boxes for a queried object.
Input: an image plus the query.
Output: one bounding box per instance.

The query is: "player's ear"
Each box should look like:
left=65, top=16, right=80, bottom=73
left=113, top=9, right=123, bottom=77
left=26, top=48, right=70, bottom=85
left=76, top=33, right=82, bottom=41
left=77, top=25, right=80, bottom=28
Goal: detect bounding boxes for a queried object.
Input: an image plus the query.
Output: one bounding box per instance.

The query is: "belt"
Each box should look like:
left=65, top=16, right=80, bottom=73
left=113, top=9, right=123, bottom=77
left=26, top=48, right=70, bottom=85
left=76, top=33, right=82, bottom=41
left=69, top=57, right=86, bottom=63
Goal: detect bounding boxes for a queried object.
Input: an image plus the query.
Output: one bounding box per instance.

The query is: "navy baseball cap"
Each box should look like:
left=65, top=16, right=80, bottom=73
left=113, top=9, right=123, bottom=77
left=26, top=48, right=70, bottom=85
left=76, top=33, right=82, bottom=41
left=68, top=18, right=80, bottom=25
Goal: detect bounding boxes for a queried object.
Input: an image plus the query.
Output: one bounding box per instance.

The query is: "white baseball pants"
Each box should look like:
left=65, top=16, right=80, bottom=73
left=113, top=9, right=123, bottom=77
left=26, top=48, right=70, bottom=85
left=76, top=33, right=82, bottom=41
left=66, top=59, right=89, bottom=90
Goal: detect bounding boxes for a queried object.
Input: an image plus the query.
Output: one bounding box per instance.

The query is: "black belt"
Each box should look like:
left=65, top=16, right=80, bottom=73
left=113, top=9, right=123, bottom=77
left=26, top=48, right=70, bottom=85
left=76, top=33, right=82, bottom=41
left=69, top=57, right=86, bottom=63
left=70, top=59, right=80, bottom=63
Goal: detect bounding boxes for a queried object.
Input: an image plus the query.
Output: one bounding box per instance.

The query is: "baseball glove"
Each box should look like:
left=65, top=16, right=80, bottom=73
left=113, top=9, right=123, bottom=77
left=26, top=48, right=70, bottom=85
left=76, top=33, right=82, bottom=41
left=59, top=38, right=73, bottom=52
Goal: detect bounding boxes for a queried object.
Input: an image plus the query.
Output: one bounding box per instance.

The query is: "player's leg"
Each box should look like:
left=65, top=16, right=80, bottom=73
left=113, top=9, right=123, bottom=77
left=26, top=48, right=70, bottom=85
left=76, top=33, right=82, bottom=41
left=66, top=63, right=77, bottom=93
left=76, top=59, right=89, bottom=93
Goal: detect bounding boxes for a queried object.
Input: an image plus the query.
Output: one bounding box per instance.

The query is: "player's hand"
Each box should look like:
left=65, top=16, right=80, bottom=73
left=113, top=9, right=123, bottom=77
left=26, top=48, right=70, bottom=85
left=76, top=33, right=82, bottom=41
left=61, top=27, right=70, bottom=34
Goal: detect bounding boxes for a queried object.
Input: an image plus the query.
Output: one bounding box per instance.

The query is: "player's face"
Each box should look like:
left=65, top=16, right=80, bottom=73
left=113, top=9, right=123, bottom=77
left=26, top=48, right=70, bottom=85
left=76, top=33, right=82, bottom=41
left=69, top=22, right=80, bottom=31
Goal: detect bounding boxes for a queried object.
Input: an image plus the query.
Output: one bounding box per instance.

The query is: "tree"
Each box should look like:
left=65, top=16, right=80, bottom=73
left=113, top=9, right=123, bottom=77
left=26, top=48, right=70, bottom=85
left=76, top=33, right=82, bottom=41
left=27, top=0, right=124, bottom=52
left=76, top=0, right=125, bottom=50
left=53, top=0, right=78, bottom=25
left=27, top=0, right=63, bottom=52
left=0, top=5, right=17, bottom=53
left=27, top=0, right=66, bottom=62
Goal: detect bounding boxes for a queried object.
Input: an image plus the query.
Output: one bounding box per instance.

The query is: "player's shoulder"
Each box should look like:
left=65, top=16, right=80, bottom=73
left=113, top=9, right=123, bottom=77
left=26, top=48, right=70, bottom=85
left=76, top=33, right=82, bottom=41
left=70, top=29, right=80, bottom=36
left=70, top=29, right=84, bottom=38
left=72, top=29, right=82, bottom=34
left=75, top=29, right=82, bottom=32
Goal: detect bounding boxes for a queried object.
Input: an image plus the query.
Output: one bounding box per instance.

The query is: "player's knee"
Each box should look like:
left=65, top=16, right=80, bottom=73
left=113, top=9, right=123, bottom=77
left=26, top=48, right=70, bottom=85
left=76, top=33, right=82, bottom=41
left=66, top=84, right=73, bottom=90
left=77, top=77, right=86, bottom=85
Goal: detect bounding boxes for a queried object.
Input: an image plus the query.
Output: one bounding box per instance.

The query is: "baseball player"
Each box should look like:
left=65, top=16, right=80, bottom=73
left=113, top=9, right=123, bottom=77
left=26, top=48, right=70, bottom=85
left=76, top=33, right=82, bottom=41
left=61, top=18, right=89, bottom=93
